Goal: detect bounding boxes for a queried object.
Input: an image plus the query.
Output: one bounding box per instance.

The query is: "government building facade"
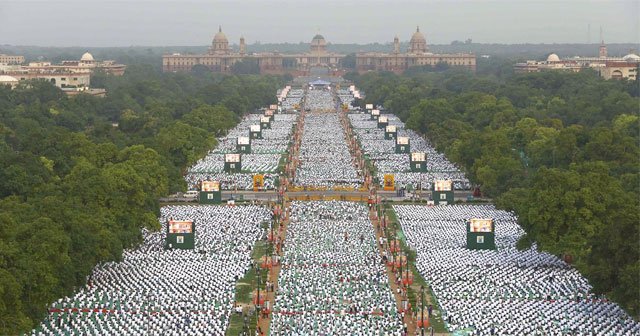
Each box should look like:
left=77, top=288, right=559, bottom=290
left=355, top=27, right=476, bottom=73
left=162, top=27, right=345, bottom=76
left=163, top=27, right=476, bottom=74
left=513, top=42, right=639, bottom=81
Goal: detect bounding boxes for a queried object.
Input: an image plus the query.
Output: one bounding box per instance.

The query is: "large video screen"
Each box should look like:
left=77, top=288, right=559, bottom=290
left=169, top=220, right=193, bottom=234
left=386, top=125, right=397, bottom=133
left=225, top=153, right=241, bottom=162
left=261, top=116, right=270, bottom=123
left=366, top=104, right=374, bottom=110
left=397, top=137, right=409, bottom=145
left=378, top=116, right=388, bottom=123
left=265, top=110, right=274, bottom=116
left=383, top=174, right=394, bottom=187
left=469, top=218, right=493, bottom=233
left=372, top=109, right=380, bottom=116
left=250, top=125, right=261, bottom=132
left=433, top=180, right=452, bottom=191
left=237, top=136, right=250, bottom=145
left=201, top=181, right=220, bottom=192
left=269, top=104, right=278, bottom=110
left=411, top=152, right=426, bottom=162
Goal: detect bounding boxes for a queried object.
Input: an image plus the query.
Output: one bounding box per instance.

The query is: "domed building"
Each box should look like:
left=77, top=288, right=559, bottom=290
left=356, top=26, right=476, bottom=73
left=163, top=28, right=345, bottom=75
left=1, top=51, right=125, bottom=94
left=514, top=43, right=638, bottom=81
left=0, top=75, right=19, bottom=88
left=310, top=34, right=328, bottom=54
left=546, top=53, right=561, bottom=62
left=80, top=52, right=95, bottom=62
left=210, top=26, right=230, bottom=55
left=408, top=26, right=428, bottom=54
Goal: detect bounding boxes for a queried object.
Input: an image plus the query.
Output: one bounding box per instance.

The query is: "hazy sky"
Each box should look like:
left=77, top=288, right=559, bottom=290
left=0, top=0, right=638, bottom=47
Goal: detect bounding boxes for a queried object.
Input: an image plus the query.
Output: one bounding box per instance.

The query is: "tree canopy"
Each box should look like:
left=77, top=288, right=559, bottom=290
left=350, top=69, right=640, bottom=316
left=0, top=67, right=285, bottom=334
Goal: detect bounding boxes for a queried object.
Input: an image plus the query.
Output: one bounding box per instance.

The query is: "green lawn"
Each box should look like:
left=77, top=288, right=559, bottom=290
left=384, top=204, right=449, bottom=334
left=226, top=239, right=271, bottom=335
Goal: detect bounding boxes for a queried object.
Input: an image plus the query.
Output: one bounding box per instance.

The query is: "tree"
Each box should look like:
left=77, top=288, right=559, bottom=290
left=231, top=58, right=260, bottom=75
left=341, top=53, right=356, bottom=69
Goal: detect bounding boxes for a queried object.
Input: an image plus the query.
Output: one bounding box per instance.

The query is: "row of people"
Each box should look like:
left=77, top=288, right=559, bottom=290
left=185, top=113, right=296, bottom=190
left=394, top=204, right=640, bottom=335
left=348, top=113, right=470, bottom=190
left=271, top=201, right=404, bottom=335
left=295, top=113, right=362, bottom=188
left=280, top=88, right=304, bottom=111
left=304, top=88, right=335, bottom=111
left=31, top=205, right=272, bottom=336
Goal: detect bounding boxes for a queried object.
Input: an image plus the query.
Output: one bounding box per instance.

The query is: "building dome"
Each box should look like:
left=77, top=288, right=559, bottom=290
left=210, top=26, right=230, bottom=55
left=0, top=75, right=19, bottom=87
left=409, top=26, right=427, bottom=53
left=0, top=75, right=18, bottom=83
left=311, top=34, right=327, bottom=47
left=410, top=27, right=426, bottom=44
left=622, top=53, right=640, bottom=62
left=310, top=34, right=327, bottom=54
left=81, top=52, right=94, bottom=61
left=547, top=53, right=560, bottom=62
left=213, top=26, right=228, bottom=43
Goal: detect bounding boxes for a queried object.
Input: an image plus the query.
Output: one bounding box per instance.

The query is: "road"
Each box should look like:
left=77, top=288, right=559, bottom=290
left=160, top=190, right=484, bottom=203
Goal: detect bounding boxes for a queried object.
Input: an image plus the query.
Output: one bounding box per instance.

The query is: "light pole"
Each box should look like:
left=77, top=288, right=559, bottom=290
left=255, top=264, right=262, bottom=323
left=405, top=252, right=410, bottom=289
left=241, top=313, right=249, bottom=336
left=421, top=285, right=425, bottom=336
left=398, top=248, right=403, bottom=279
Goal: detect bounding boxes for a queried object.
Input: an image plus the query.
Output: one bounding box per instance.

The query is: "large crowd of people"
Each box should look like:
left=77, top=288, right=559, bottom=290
left=31, top=205, right=271, bottom=336
left=294, top=89, right=362, bottom=188
left=336, top=88, right=356, bottom=109
left=303, top=88, right=336, bottom=111
left=28, top=77, right=638, bottom=336
left=348, top=113, right=470, bottom=190
left=184, top=113, right=297, bottom=190
left=270, top=201, right=404, bottom=335
left=280, top=88, right=304, bottom=111
left=394, top=204, right=640, bottom=335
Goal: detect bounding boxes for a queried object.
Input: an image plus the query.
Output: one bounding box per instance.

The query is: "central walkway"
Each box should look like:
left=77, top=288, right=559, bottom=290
left=270, top=201, right=404, bottom=335
left=293, top=88, right=363, bottom=189
left=259, top=85, right=409, bottom=335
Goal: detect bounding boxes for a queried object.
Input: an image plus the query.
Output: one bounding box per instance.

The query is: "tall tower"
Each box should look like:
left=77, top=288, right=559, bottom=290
left=393, top=35, right=400, bottom=53
left=599, top=27, right=607, bottom=58
left=240, top=36, right=246, bottom=56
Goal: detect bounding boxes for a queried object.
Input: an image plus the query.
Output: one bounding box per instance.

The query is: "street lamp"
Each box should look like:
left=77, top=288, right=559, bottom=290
left=420, top=285, right=425, bottom=336
left=405, top=253, right=410, bottom=289
left=241, top=313, right=249, bottom=336
left=401, top=292, right=408, bottom=315
left=255, top=264, right=262, bottom=322
left=398, top=248, right=403, bottom=277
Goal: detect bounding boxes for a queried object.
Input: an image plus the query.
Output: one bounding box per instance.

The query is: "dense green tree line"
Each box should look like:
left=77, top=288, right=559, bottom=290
left=348, top=69, right=640, bottom=316
left=0, top=67, right=284, bottom=333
